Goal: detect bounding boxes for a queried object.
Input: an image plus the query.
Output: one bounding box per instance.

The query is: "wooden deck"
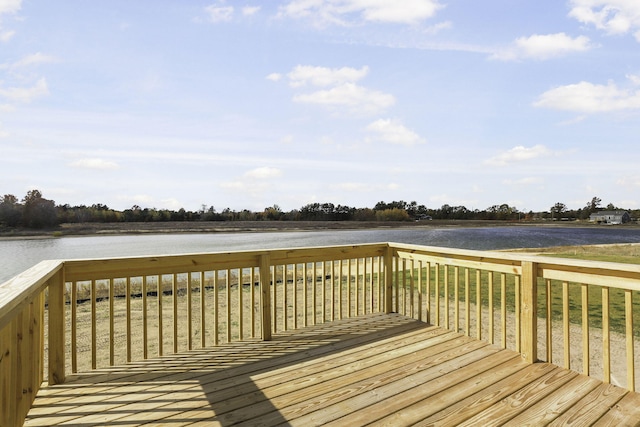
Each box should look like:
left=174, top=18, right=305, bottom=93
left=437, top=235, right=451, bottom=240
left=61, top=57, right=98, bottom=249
left=25, top=313, right=640, bottom=426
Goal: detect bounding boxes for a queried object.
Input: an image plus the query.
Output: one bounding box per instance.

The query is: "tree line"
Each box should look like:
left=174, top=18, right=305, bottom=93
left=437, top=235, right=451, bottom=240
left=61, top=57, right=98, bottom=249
left=0, top=190, right=636, bottom=230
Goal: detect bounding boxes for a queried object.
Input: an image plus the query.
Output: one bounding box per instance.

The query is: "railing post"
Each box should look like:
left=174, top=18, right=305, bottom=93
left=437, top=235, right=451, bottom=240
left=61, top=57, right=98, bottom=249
left=48, top=267, right=66, bottom=385
left=521, top=261, right=538, bottom=364
left=259, top=254, right=272, bottom=341
left=384, top=245, right=394, bottom=314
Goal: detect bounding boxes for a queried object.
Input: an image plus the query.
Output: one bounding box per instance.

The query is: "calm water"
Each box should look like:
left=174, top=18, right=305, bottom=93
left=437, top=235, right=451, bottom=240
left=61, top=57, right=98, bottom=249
left=2, top=226, right=640, bottom=283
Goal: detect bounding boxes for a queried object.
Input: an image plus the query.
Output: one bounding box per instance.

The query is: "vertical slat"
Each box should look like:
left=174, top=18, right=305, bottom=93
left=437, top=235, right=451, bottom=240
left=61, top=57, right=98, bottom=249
left=394, top=257, right=400, bottom=313
left=126, top=277, right=132, bottom=362
left=347, top=260, right=353, bottom=317
left=501, top=273, right=507, bottom=349
left=521, top=261, right=538, bottom=364
left=356, top=259, right=360, bottom=316
left=173, top=273, right=178, bottom=353
left=293, top=264, right=298, bottom=328
left=435, top=264, right=440, bottom=327
left=71, top=281, right=77, bottom=373
left=582, top=283, right=589, bottom=376
left=411, top=260, right=416, bottom=318
left=48, top=269, right=66, bottom=384
left=312, top=262, right=317, bottom=325
left=332, top=261, right=337, bottom=321
left=546, top=279, right=552, bottom=363
left=158, top=275, right=163, bottom=356
left=384, top=246, right=394, bottom=314
left=271, top=266, right=277, bottom=332
left=338, top=260, right=343, bottom=320
left=377, top=256, right=382, bottom=313
left=187, top=273, right=193, bottom=350
left=602, top=286, right=611, bottom=383
left=515, top=275, right=521, bottom=353
left=322, top=261, right=326, bottom=322
left=251, top=267, right=256, bottom=337
left=259, top=256, right=272, bottom=340
left=418, top=260, right=423, bottom=322
left=303, top=263, right=308, bottom=327
left=238, top=268, right=243, bottom=340
left=142, top=276, right=148, bottom=358
left=476, top=270, right=482, bottom=341
left=426, top=262, right=431, bottom=324
left=109, top=278, right=115, bottom=366
left=91, top=279, right=97, bottom=368
left=488, top=271, right=494, bottom=345
left=563, top=281, right=570, bottom=370
left=444, top=265, right=449, bottom=329
left=465, top=268, right=470, bottom=336
left=213, top=270, right=219, bottom=346
left=283, top=265, right=288, bottom=330
left=226, top=269, right=232, bottom=342
left=454, top=266, right=460, bottom=333
left=626, top=289, right=635, bottom=392
left=199, top=272, right=205, bottom=348
left=401, top=259, right=407, bottom=316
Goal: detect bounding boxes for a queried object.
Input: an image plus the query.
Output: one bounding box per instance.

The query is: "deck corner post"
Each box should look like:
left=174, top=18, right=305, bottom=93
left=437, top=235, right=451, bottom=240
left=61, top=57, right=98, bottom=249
left=384, top=245, right=394, bottom=314
left=48, top=266, right=66, bottom=385
left=521, top=260, right=538, bottom=364
left=259, top=254, right=273, bottom=341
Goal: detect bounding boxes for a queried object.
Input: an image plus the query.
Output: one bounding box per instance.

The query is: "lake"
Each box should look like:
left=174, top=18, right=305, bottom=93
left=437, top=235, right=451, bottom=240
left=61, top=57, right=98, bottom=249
left=2, top=225, right=640, bottom=283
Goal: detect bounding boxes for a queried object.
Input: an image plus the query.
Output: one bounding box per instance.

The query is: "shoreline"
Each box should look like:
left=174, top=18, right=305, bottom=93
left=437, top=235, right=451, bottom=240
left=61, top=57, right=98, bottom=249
left=0, top=219, right=634, bottom=241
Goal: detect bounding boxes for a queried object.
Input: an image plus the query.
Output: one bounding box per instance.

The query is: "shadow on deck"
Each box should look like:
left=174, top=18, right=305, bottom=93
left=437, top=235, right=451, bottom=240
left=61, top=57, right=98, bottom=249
left=25, top=313, right=640, bottom=426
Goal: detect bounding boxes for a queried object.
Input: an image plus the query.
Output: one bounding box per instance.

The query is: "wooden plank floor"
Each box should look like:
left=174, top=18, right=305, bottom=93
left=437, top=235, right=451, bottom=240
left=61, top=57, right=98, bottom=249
left=25, top=313, right=640, bottom=426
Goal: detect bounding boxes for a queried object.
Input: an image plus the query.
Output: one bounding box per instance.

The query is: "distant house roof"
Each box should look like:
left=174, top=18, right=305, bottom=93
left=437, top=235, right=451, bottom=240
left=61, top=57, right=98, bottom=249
left=589, top=210, right=631, bottom=224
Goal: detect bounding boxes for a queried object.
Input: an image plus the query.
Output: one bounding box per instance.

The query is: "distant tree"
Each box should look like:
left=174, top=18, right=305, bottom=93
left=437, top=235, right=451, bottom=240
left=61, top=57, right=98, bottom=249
left=375, top=208, right=410, bottom=222
left=550, top=202, right=567, bottom=220
left=586, top=197, right=602, bottom=213
left=0, top=194, right=22, bottom=227
left=22, top=189, right=57, bottom=228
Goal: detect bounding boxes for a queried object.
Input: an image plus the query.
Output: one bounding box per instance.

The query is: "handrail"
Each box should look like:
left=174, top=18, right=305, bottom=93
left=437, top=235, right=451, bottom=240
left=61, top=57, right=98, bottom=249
left=2, top=241, right=640, bottom=426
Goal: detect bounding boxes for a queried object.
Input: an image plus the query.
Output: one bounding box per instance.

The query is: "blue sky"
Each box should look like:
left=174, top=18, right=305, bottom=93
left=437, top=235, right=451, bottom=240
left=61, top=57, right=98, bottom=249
left=1, top=0, right=639, bottom=213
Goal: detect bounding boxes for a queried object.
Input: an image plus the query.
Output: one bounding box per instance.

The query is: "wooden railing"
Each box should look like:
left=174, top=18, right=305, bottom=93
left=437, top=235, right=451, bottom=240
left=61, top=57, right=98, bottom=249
left=1, top=242, right=640, bottom=426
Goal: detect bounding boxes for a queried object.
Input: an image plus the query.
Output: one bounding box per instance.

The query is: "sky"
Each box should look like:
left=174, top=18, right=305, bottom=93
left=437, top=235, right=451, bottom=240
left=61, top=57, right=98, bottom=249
left=1, top=0, right=639, bottom=213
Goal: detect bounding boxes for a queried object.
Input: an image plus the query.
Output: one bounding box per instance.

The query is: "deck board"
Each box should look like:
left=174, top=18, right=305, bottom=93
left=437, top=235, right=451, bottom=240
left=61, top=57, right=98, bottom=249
left=25, top=313, right=640, bottom=426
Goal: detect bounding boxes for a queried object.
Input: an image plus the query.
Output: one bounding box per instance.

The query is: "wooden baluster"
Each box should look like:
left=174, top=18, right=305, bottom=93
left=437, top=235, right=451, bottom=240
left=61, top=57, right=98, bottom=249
left=521, top=261, right=538, bottom=364
left=142, top=276, right=148, bottom=358
left=626, top=289, right=635, bottom=391
left=501, top=273, right=506, bottom=349
left=582, top=283, right=589, bottom=376
left=476, top=270, right=482, bottom=341
left=71, top=281, right=77, bottom=373
left=48, top=268, right=66, bottom=385
left=259, top=254, right=272, bottom=341
left=546, top=279, right=552, bottom=363
left=602, top=286, right=610, bottom=383
left=563, top=281, right=570, bottom=369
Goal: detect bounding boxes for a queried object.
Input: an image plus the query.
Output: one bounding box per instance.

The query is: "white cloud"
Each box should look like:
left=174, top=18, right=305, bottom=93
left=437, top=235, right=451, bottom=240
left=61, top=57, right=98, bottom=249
left=491, top=33, right=592, bottom=61
left=0, top=0, right=21, bottom=14
left=293, top=82, right=395, bottom=114
left=366, top=118, right=425, bottom=146
left=287, top=65, right=368, bottom=87
left=533, top=78, right=640, bottom=113
left=244, top=166, right=282, bottom=179
left=69, top=158, right=120, bottom=170
left=485, top=145, right=553, bottom=166
left=0, top=77, right=49, bottom=103
left=204, top=4, right=234, bottom=22
left=9, top=52, right=56, bottom=69
left=569, top=0, right=640, bottom=40
left=242, top=6, right=261, bottom=16
left=220, top=167, right=283, bottom=194
left=423, top=21, right=452, bottom=35
left=279, top=0, right=444, bottom=26
left=0, top=30, right=15, bottom=42
left=266, top=72, right=283, bottom=82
